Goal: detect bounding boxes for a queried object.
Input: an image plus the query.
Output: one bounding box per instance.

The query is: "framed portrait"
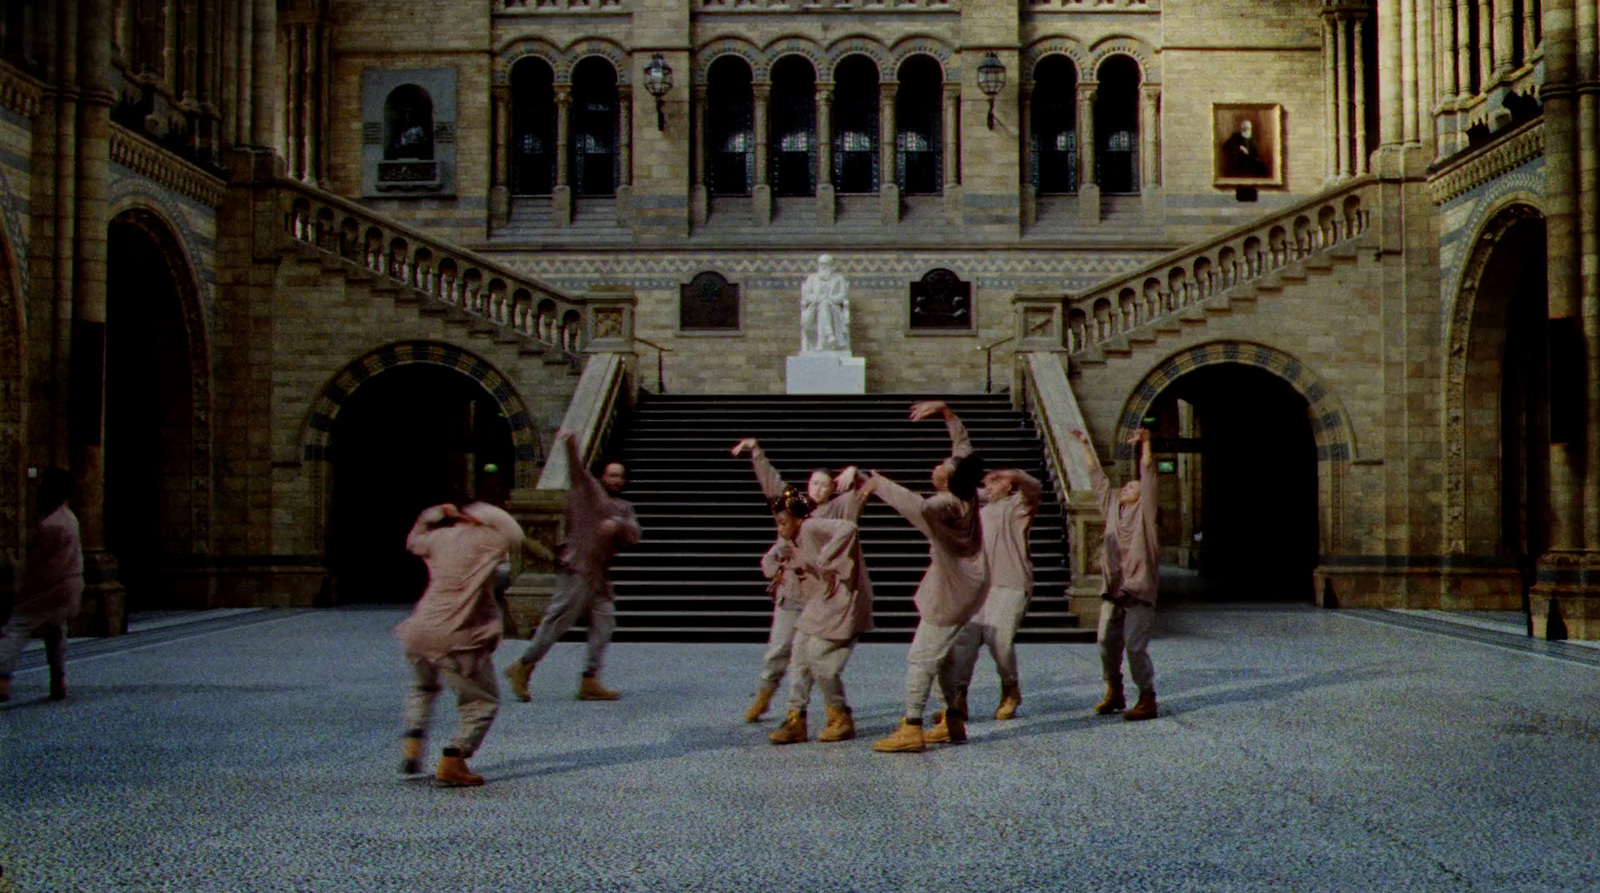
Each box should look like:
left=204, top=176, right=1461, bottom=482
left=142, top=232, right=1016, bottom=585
left=1213, top=103, right=1283, bottom=187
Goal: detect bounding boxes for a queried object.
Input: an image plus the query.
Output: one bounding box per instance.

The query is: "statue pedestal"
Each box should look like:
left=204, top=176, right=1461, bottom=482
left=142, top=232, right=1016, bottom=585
left=786, top=351, right=866, bottom=394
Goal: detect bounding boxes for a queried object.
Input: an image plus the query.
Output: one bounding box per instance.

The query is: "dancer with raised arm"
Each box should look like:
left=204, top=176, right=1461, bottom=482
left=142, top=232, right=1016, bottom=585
left=504, top=429, right=641, bottom=703
left=866, top=400, right=989, bottom=753
left=927, top=463, right=1043, bottom=740
left=731, top=437, right=869, bottom=723
left=1069, top=426, right=1161, bottom=721
left=396, top=499, right=524, bottom=786
left=0, top=468, right=82, bottom=703
left=760, top=485, right=876, bottom=745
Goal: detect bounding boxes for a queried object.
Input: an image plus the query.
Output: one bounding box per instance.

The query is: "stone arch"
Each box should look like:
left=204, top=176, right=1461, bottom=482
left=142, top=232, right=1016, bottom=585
left=1443, top=197, right=1546, bottom=555
left=300, top=341, right=541, bottom=490
left=495, top=37, right=563, bottom=85
left=1022, top=38, right=1093, bottom=82
left=759, top=36, right=825, bottom=83
left=889, top=35, right=957, bottom=81
left=0, top=214, right=23, bottom=563
left=1088, top=35, right=1160, bottom=84
left=1116, top=341, right=1354, bottom=461
left=562, top=38, right=631, bottom=85
left=694, top=36, right=763, bottom=85
left=825, top=36, right=891, bottom=82
left=106, top=205, right=214, bottom=553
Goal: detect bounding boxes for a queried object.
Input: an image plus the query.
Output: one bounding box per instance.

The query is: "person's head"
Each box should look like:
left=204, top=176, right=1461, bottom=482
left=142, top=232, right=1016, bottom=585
left=1118, top=478, right=1141, bottom=507
left=807, top=468, right=836, bottom=504
left=981, top=470, right=1014, bottom=504
left=36, top=467, right=74, bottom=516
left=598, top=459, right=627, bottom=495
left=1239, top=119, right=1253, bottom=138
left=942, top=453, right=986, bottom=503
left=817, top=254, right=833, bottom=275
left=768, top=486, right=816, bottom=541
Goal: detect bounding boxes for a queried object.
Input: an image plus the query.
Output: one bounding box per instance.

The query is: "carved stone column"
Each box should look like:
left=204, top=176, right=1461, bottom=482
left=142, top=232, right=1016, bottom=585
left=879, top=81, right=898, bottom=224
left=1522, top=0, right=1540, bottom=61
left=1140, top=83, right=1161, bottom=216
left=616, top=84, right=633, bottom=220
left=553, top=85, right=572, bottom=226
left=490, top=83, right=511, bottom=226
left=1324, top=13, right=1339, bottom=180
left=1435, top=0, right=1458, bottom=156
left=250, top=0, right=276, bottom=151
left=284, top=23, right=302, bottom=176
left=691, top=84, right=708, bottom=225
left=1456, top=0, right=1475, bottom=98
left=1076, top=82, right=1098, bottom=225
left=1401, top=0, right=1419, bottom=142
left=1337, top=13, right=1352, bottom=176
left=1378, top=0, right=1404, bottom=145
left=753, top=83, right=771, bottom=225
left=816, top=84, right=834, bottom=225
left=1417, top=0, right=1436, bottom=151
left=1355, top=13, right=1371, bottom=172
left=1477, top=0, right=1495, bottom=86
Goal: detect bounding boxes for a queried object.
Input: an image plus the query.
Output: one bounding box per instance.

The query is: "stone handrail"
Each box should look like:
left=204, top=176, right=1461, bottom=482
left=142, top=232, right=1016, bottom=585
left=536, top=351, right=631, bottom=490
left=280, top=179, right=593, bottom=359
left=110, top=123, right=227, bottom=208
left=1066, top=176, right=1378, bottom=352
left=1019, top=352, right=1096, bottom=497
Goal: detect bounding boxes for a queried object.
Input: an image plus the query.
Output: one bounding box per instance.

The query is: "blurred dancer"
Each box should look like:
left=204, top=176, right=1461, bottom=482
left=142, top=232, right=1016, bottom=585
left=504, top=430, right=641, bottom=702
left=396, top=500, right=524, bottom=786
left=0, top=468, right=82, bottom=703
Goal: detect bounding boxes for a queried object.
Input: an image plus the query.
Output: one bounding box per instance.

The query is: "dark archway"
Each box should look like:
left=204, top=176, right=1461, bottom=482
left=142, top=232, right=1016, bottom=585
left=707, top=55, right=755, bottom=196
left=511, top=57, right=557, bottom=195
left=105, top=215, right=198, bottom=610
left=1145, top=363, right=1318, bottom=600
left=570, top=56, right=620, bottom=197
left=831, top=55, right=880, bottom=194
left=894, top=54, right=943, bottom=195
left=770, top=55, right=817, bottom=197
left=326, top=363, right=514, bottom=603
left=1094, top=54, right=1141, bottom=195
left=1031, top=54, right=1079, bottom=194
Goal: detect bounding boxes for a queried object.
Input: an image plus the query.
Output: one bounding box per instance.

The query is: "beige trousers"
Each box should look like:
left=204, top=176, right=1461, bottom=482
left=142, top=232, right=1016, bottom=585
left=1098, top=598, right=1156, bottom=694
left=785, top=630, right=856, bottom=714
left=403, top=648, right=500, bottom=756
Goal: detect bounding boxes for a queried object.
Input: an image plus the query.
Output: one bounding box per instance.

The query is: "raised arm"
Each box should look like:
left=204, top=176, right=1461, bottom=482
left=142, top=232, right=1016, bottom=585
left=1131, top=427, right=1157, bottom=504
left=1069, top=429, right=1115, bottom=514
left=561, top=430, right=607, bottom=523
left=868, top=472, right=933, bottom=537
left=910, top=400, right=972, bottom=459
left=406, top=503, right=456, bottom=557
left=462, top=502, right=525, bottom=553
left=732, top=438, right=786, bottom=500
left=1003, top=469, right=1043, bottom=514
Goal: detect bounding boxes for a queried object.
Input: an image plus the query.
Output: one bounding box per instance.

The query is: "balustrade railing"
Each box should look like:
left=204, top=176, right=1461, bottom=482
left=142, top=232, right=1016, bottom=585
left=282, top=181, right=591, bottom=358
left=1065, top=177, right=1377, bottom=352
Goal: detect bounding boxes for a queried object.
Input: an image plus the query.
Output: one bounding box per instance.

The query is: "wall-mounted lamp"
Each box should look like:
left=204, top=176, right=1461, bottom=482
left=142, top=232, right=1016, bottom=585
left=977, top=52, right=1006, bottom=130
left=643, top=53, right=674, bottom=131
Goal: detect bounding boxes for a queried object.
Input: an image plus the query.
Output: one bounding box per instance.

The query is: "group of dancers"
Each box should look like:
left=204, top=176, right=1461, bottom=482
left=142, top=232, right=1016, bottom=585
left=392, top=400, right=1161, bottom=784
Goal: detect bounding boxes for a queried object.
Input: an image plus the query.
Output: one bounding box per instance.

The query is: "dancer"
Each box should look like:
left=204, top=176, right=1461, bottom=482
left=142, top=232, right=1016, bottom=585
left=1069, top=426, right=1160, bottom=721
left=761, top=485, right=875, bottom=745
left=396, top=499, right=524, bottom=786
left=928, top=464, right=1042, bottom=739
left=867, top=400, right=989, bottom=753
left=505, top=430, right=641, bottom=702
left=0, top=468, right=82, bottom=703
left=731, top=437, right=868, bottom=723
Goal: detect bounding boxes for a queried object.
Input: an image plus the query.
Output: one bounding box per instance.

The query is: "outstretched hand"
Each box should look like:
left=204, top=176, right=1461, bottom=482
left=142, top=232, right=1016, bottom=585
left=1126, top=427, right=1152, bottom=446
left=909, top=400, right=949, bottom=423
left=731, top=438, right=759, bottom=457
left=835, top=465, right=860, bottom=490
left=554, top=428, right=578, bottom=443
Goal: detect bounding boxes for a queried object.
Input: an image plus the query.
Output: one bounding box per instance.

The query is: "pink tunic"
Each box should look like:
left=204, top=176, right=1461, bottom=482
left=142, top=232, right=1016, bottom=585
left=790, top=518, right=874, bottom=641
left=15, top=506, right=83, bottom=621
left=1090, top=454, right=1160, bottom=605
left=559, top=435, right=642, bottom=592
left=981, top=470, right=1042, bottom=592
left=749, top=447, right=868, bottom=607
left=395, top=503, right=523, bottom=660
left=873, top=477, right=988, bottom=627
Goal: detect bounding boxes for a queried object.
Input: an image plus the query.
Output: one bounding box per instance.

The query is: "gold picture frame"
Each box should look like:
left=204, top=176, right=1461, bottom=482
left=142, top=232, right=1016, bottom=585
left=1213, top=103, right=1283, bottom=187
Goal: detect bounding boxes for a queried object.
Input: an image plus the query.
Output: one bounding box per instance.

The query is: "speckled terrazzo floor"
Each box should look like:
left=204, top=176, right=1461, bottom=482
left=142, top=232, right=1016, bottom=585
left=4, top=604, right=1600, bottom=893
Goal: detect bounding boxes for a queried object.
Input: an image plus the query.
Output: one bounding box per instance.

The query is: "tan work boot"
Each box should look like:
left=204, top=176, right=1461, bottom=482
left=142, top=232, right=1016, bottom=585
left=744, top=683, right=778, bottom=723
left=435, top=748, right=484, bottom=787
left=924, top=710, right=952, bottom=744
left=817, top=706, right=855, bottom=742
left=768, top=710, right=808, bottom=745
left=873, top=719, right=926, bottom=753
left=578, top=674, right=620, bottom=701
left=504, top=659, right=534, bottom=703
left=994, top=684, right=1021, bottom=721
left=400, top=733, right=426, bottom=776
left=1123, top=690, right=1159, bottom=722
left=1094, top=684, right=1126, bottom=715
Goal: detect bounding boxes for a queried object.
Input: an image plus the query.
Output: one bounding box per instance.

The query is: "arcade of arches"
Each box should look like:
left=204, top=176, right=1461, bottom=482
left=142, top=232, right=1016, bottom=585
left=1, top=0, right=1598, bottom=641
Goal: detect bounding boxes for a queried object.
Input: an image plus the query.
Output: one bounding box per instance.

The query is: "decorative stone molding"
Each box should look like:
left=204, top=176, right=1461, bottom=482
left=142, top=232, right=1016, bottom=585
left=0, top=60, right=42, bottom=119
left=498, top=0, right=625, bottom=12
left=1428, top=120, right=1545, bottom=205
left=697, top=0, right=952, bottom=10
left=824, top=37, right=895, bottom=81
left=1029, top=0, right=1157, bottom=10
left=693, top=38, right=764, bottom=85
left=1022, top=38, right=1093, bottom=81
left=108, top=124, right=227, bottom=208
left=1087, top=35, right=1160, bottom=84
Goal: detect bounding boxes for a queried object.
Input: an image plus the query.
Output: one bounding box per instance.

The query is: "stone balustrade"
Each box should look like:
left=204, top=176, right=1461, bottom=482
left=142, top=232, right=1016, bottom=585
left=696, top=0, right=952, bottom=9
left=1064, top=177, right=1376, bottom=352
left=282, top=182, right=596, bottom=357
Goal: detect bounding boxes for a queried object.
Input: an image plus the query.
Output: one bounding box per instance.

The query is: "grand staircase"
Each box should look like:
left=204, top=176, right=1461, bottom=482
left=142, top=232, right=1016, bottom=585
left=601, top=392, right=1092, bottom=643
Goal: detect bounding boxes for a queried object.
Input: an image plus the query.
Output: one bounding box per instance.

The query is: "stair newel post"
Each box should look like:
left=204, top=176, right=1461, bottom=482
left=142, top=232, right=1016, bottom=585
left=582, top=285, right=640, bottom=357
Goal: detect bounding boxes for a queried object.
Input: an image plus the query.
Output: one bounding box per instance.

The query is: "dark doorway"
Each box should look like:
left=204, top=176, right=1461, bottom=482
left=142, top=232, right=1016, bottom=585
left=1147, top=363, right=1318, bottom=600
left=105, top=218, right=195, bottom=610
left=327, top=364, right=513, bottom=603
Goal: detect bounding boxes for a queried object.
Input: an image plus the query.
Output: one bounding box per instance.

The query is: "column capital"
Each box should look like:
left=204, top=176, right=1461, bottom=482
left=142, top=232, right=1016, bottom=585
left=752, top=83, right=771, bottom=99
left=554, top=85, right=572, bottom=105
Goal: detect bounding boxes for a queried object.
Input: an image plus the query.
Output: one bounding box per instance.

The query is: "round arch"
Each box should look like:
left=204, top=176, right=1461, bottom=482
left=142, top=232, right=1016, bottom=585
left=759, top=37, right=824, bottom=83
left=563, top=38, right=631, bottom=85
left=824, top=37, right=891, bottom=82
left=889, top=36, right=956, bottom=81
left=1022, top=39, right=1092, bottom=82
left=694, top=37, right=763, bottom=85
left=106, top=204, right=214, bottom=554
left=1443, top=197, right=1547, bottom=556
left=1088, top=35, right=1160, bottom=84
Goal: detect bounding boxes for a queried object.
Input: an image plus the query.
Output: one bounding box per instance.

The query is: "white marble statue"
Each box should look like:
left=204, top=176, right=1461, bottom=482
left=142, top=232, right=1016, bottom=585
left=800, top=254, right=851, bottom=353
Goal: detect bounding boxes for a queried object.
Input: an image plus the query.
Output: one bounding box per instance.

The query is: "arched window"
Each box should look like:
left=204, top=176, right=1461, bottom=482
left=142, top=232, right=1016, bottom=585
left=1094, top=55, right=1141, bottom=194
left=770, top=56, right=817, bottom=197
left=1031, top=55, right=1078, bottom=194
left=832, top=55, right=880, bottom=194
left=895, top=55, right=943, bottom=195
left=571, top=57, right=619, bottom=197
left=910, top=268, right=973, bottom=331
left=511, top=58, right=557, bottom=196
left=680, top=271, right=741, bottom=331
left=384, top=85, right=435, bottom=160
left=708, top=56, right=755, bottom=196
